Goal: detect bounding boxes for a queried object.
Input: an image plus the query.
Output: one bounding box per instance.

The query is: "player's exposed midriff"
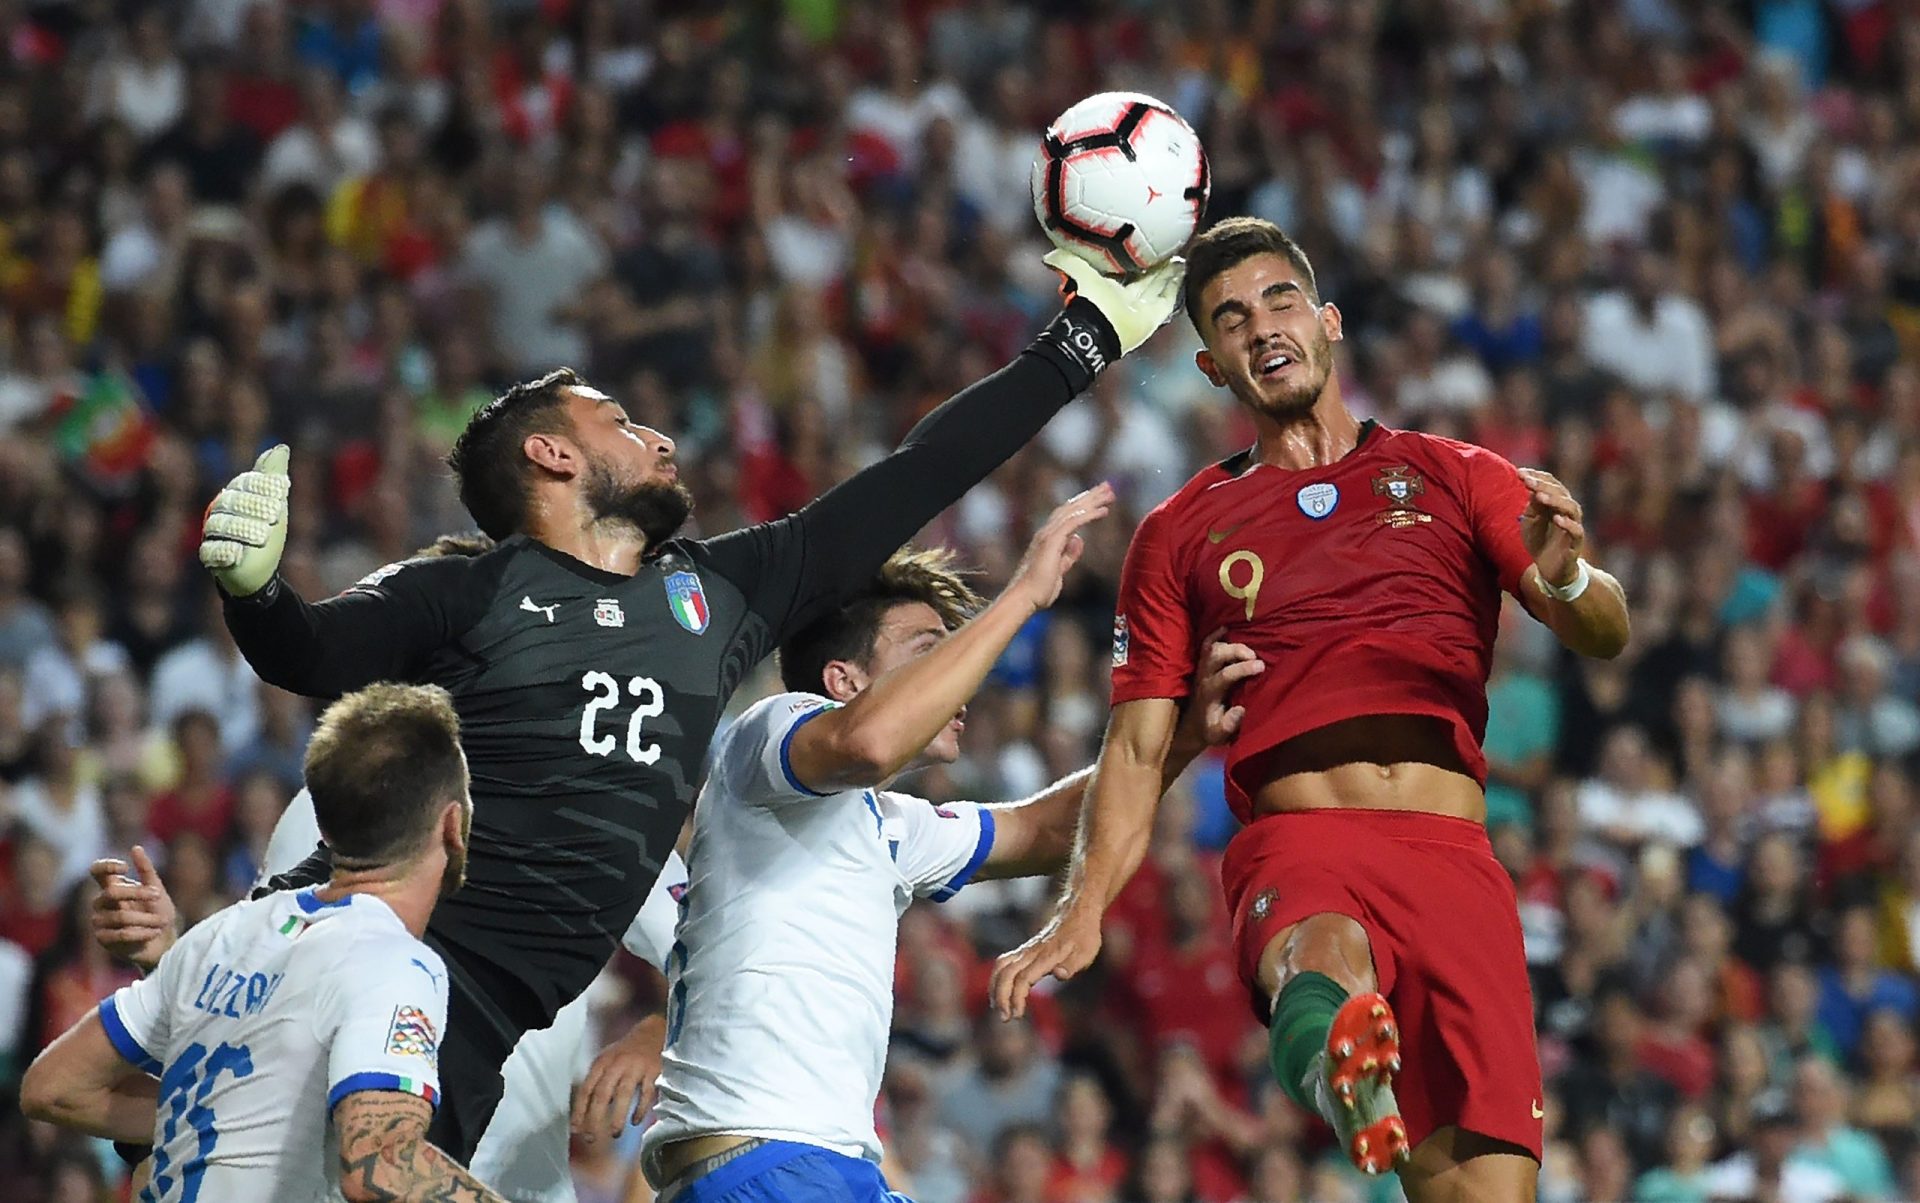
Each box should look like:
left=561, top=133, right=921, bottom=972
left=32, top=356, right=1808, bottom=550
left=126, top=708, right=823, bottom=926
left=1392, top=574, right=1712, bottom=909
left=1244, top=714, right=1487, bottom=823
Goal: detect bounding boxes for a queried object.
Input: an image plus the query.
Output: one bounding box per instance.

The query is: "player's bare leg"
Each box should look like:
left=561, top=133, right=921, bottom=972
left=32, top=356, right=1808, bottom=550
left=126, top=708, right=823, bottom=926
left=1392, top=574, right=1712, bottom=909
left=1399, top=1126, right=1538, bottom=1203
left=1257, top=913, right=1410, bottom=1175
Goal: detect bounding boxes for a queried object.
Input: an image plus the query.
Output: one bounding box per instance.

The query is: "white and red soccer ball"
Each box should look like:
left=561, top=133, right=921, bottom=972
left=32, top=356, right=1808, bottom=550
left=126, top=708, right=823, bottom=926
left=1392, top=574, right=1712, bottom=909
left=1031, top=91, right=1210, bottom=277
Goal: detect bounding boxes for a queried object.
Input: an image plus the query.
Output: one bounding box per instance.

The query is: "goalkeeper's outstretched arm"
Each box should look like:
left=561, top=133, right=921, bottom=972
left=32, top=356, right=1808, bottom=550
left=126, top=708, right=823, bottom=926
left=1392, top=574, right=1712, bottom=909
left=701, top=252, right=1187, bottom=642
left=201, top=449, right=488, bottom=697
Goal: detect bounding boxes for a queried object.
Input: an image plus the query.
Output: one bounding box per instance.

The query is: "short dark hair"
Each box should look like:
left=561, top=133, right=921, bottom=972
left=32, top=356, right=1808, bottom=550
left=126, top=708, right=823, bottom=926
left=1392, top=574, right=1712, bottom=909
left=446, top=368, right=586, bottom=539
left=414, top=531, right=496, bottom=559
left=305, top=683, right=467, bottom=866
left=778, top=547, right=982, bottom=694
left=1183, top=216, right=1319, bottom=334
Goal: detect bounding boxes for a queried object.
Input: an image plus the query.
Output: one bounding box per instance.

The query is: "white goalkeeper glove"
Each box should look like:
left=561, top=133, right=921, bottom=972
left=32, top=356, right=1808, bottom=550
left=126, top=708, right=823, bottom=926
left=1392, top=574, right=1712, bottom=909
left=1046, top=249, right=1187, bottom=355
left=199, top=444, right=291, bottom=598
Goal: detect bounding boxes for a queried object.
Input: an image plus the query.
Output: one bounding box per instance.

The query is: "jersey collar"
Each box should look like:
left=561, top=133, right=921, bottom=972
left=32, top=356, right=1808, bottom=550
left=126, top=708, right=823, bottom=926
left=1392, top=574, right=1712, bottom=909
left=295, top=886, right=354, bottom=913
left=523, top=535, right=643, bottom=586
left=1219, top=418, right=1382, bottom=477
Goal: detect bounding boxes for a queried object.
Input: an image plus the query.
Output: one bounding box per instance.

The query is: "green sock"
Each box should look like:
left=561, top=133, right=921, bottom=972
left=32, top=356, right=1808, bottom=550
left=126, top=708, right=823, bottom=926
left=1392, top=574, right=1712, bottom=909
left=1267, top=970, right=1349, bottom=1113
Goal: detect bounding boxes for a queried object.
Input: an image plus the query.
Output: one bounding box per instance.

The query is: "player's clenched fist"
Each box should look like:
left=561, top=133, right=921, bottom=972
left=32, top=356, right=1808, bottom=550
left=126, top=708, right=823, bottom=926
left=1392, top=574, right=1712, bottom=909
left=199, top=444, right=292, bottom=597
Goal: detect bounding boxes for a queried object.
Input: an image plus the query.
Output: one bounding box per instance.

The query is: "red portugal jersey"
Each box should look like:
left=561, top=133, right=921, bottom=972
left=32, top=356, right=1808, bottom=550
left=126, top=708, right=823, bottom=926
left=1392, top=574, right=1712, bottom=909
left=1111, top=422, right=1536, bottom=821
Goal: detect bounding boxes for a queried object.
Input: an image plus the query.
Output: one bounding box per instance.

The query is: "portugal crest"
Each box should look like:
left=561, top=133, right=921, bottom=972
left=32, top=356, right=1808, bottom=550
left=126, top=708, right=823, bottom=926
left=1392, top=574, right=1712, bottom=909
left=1371, top=465, right=1432, bottom=527
left=1251, top=888, right=1278, bottom=921
left=664, top=571, right=709, bottom=634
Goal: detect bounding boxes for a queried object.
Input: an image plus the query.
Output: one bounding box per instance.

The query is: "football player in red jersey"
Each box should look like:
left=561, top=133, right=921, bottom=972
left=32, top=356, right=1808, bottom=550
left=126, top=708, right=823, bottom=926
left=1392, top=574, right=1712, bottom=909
left=990, top=217, right=1630, bottom=1203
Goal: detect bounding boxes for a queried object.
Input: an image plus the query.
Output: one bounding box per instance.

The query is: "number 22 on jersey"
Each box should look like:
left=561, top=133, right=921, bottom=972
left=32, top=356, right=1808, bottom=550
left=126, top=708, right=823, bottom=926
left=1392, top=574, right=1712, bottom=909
left=579, top=671, right=665, bottom=763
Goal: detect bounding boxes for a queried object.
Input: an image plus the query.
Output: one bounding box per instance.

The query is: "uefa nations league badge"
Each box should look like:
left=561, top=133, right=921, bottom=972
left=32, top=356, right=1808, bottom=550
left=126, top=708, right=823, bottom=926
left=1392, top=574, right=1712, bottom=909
left=1297, top=482, right=1339, bottom=519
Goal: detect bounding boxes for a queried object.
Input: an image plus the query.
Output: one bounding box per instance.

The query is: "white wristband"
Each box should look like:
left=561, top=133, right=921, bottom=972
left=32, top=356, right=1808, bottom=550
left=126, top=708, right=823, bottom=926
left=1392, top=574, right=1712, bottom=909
left=1538, top=558, right=1592, bottom=603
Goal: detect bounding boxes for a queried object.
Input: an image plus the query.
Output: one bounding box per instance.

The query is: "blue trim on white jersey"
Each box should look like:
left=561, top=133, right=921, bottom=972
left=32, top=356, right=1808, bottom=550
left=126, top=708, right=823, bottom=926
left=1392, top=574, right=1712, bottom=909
left=295, top=888, right=353, bottom=914
left=327, top=1071, right=440, bottom=1111
left=779, top=707, right=835, bottom=797
left=98, top=994, right=161, bottom=1076
left=930, top=809, right=995, bottom=902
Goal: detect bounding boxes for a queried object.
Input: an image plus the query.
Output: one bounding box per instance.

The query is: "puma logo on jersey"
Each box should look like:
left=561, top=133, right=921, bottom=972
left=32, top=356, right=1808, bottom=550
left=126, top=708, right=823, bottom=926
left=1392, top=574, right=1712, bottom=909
left=1207, top=521, right=1248, bottom=544
left=520, top=596, right=559, bottom=623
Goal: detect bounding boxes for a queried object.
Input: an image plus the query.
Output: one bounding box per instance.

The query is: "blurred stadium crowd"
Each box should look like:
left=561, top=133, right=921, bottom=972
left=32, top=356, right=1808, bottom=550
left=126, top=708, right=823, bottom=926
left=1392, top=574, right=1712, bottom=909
left=2, top=0, right=1920, bottom=1200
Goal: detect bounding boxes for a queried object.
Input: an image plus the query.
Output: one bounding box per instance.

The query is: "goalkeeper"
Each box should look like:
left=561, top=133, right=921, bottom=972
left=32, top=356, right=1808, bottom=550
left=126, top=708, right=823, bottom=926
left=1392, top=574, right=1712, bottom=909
left=195, top=253, right=1185, bottom=1165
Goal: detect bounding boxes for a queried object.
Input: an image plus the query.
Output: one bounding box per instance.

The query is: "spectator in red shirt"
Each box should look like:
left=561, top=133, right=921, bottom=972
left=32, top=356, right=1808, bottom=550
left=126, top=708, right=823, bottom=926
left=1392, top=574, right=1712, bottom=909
left=0, top=837, right=64, bottom=957
left=1120, top=866, right=1251, bottom=1083
left=1146, top=1047, right=1257, bottom=1203
left=1235, top=1145, right=1307, bottom=1203
left=145, top=708, right=234, bottom=848
left=894, top=943, right=977, bottom=1068
left=975, top=1124, right=1051, bottom=1203
left=225, top=2, right=304, bottom=142
left=24, top=879, right=137, bottom=1053
left=1638, top=956, right=1720, bottom=1100
left=1129, top=1135, right=1202, bottom=1203
left=1048, top=1075, right=1126, bottom=1203
left=1103, top=789, right=1220, bottom=970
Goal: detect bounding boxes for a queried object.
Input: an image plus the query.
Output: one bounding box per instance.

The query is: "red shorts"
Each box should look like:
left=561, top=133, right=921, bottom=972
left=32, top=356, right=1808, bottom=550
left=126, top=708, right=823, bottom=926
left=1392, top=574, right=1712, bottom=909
left=1222, top=808, right=1543, bottom=1160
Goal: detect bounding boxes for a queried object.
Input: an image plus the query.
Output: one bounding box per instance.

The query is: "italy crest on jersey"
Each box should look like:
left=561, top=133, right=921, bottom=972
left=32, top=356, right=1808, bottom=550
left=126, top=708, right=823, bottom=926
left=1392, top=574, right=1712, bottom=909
left=665, top=571, right=709, bottom=635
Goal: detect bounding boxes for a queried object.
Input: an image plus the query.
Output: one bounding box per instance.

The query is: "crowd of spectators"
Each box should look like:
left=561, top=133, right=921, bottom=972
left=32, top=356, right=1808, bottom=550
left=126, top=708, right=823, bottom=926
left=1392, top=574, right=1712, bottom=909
left=3, top=0, right=1920, bottom=1200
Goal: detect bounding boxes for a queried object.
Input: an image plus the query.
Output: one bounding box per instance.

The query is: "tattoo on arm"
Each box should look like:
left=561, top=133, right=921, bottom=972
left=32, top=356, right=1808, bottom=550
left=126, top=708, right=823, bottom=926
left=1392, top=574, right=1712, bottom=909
left=334, top=1091, right=509, bottom=1203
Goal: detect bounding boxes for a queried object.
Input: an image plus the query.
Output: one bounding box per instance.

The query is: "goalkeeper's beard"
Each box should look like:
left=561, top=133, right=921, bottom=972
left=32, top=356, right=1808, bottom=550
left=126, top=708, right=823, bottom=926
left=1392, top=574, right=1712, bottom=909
left=583, top=460, right=695, bottom=549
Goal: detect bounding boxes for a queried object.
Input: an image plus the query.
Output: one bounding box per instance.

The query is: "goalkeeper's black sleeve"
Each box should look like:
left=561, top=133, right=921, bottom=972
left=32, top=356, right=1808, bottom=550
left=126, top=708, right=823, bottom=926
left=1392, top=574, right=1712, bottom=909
left=249, top=843, right=332, bottom=899
left=697, top=297, right=1121, bottom=642
left=221, top=549, right=497, bottom=698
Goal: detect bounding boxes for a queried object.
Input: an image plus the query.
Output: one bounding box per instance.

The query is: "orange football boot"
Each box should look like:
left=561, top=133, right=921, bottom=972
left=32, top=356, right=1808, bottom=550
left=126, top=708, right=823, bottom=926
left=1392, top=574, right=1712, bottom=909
left=1325, top=991, right=1410, bottom=1174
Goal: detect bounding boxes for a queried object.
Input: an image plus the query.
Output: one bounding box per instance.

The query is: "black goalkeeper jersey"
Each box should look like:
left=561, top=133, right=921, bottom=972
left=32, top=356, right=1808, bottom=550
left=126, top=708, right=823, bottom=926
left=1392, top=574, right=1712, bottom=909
left=222, top=304, right=1119, bottom=1157
left=248, top=533, right=805, bottom=1024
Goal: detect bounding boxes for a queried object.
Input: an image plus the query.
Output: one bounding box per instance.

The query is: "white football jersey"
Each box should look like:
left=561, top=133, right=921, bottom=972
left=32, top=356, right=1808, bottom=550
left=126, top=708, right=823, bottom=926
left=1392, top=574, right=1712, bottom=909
left=104, top=887, right=447, bottom=1203
left=257, top=790, right=688, bottom=1203
left=473, top=851, right=687, bottom=1203
left=644, top=692, right=995, bottom=1163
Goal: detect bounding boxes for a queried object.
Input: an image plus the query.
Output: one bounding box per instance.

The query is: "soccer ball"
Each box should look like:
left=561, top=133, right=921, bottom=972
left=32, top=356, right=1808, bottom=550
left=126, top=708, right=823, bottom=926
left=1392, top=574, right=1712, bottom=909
left=1031, top=91, right=1210, bottom=277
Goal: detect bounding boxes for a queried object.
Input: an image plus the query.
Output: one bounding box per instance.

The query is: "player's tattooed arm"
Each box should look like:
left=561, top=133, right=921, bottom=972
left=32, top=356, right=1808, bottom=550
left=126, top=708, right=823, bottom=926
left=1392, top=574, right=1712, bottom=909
left=334, top=1091, right=509, bottom=1203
